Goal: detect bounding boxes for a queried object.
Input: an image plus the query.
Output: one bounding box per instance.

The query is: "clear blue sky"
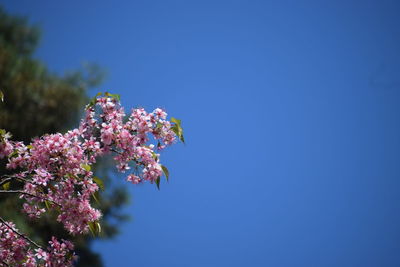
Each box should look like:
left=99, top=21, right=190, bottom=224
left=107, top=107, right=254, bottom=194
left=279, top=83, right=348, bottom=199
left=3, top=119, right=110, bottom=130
left=3, top=1, right=400, bottom=266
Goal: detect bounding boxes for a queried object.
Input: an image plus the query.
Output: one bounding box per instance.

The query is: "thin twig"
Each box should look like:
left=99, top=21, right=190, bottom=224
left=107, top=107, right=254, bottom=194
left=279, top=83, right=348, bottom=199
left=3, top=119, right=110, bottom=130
left=0, top=175, right=33, bottom=186
left=0, top=190, right=61, bottom=207
left=111, top=148, right=122, bottom=155
left=0, top=174, right=12, bottom=179
left=14, top=176, right=33, bottom=184
left=0, top=217, right=42, bottom=249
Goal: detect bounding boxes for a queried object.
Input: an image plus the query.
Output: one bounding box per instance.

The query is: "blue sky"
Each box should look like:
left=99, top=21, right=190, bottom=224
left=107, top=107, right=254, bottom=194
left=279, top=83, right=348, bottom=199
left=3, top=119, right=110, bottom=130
left=3, top=0, right=400, bottom=266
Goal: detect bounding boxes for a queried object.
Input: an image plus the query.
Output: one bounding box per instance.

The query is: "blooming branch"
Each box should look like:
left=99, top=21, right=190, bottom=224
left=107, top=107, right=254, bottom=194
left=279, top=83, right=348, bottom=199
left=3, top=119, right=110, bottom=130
left=0, top=190, right=61, bottom=207
left=0, top=216, right=42, bottom=249
left=0, top=93, right=184, bottom=266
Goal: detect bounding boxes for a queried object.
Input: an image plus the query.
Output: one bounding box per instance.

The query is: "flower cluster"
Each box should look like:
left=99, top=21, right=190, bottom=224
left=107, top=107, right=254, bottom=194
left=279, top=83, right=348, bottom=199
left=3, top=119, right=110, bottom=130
left=0, top=220, right=75, bottom=266
left=0, top=93, right=183, bottom=266
left=0, top=220, right=28, bottom=265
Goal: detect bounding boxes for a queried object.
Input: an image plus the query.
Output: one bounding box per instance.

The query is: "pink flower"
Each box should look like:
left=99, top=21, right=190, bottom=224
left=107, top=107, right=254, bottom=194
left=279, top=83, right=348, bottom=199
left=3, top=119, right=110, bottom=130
left=35, top=248, right=48, bottom=260
left=0, top=94, right=182, bottom=266
left=153, top=108, right=167, bottom=119
left=127, top=174, right=142, bottom=184
left=100, top=125, right=114, bottom=145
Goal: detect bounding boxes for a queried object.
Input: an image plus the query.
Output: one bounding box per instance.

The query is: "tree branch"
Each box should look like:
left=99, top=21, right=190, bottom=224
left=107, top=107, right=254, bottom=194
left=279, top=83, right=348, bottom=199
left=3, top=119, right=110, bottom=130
left=111, top=148, right=122, bottom=155
left=0, top=216, right=42, bottom=249
left=0, top=174, right=33, bottom=186
left=0, top=190, right=61, bottom=207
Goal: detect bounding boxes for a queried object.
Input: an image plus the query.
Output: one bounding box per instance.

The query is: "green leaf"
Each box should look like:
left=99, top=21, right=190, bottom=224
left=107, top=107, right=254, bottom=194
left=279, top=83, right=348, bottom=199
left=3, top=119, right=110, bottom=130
left=171, top=125, right=180, bottom=136
left=88, top=96, right=97, bottom=108
left=171, top=117, right=185, bottom=143
left=0, top=91, right=3, bottom=102
left=93, top=176, right=104, bottom=191
left=155, top=176, right=161, bottom=190
left=2, top=181, right=10, bottom=190
left=95, top=221, right=102, bottom=234
left=88, top=221, right=96, bottom=236
left=8, top=150, right=18, bottom=158
left=104, top=92, right=120, bottom=101
left=81, top=164, right=91, bottom=172
left=92, top=191, right=100, bottom=204
left=87, top=92, right=103, bottom=108
left=88, top=221, right=101, bottom=236
left=171, top=124, right=185, bottom=144
left=161, top=165, right=169, bottom=182
left=151, top=151, right=158, bottom=161
left=170, top=117, right=181, bottom=126
left=44, top=200, right=51, bottom=210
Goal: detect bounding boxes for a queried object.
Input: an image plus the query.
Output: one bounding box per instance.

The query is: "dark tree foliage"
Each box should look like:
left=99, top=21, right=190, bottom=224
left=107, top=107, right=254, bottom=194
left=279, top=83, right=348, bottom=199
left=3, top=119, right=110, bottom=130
left=0, top=7, right=129, bottom=266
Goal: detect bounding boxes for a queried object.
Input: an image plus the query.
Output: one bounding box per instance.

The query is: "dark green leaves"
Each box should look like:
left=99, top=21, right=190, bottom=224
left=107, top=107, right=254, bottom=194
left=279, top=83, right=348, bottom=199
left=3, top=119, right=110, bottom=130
left=155, top=165, right=170, bottom=189
left=155, top=176, right=161, bottom=190
left=88, top=221, right=102, bottom=236
left=92, top=191, right=100, bottom=204
left=91, top=177, right=104, bottom=203
left=161, top=165, right=169, bottom=182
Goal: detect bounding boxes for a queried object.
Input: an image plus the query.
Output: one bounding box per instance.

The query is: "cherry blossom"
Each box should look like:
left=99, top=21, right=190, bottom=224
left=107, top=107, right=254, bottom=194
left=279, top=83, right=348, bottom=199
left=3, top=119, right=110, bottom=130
left=0, top=93, right=184, bottom=266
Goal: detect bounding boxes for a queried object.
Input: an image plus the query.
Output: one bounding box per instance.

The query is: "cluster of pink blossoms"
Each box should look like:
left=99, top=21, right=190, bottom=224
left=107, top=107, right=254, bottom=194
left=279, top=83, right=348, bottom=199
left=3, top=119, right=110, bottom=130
left=0, top=94, right=183, bottom=266
left=0, top=220, right=75, bottom=266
